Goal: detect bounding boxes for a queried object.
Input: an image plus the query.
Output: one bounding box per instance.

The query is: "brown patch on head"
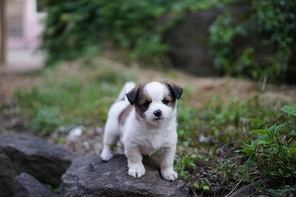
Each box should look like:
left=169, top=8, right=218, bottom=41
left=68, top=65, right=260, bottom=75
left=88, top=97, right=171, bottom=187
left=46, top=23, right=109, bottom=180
left=118, top=105, right=133, bottom=125
left=162, top=81, right=183, bottom=101
left=162, top=94, right=175, bottom=108
left=126, top=84, right=152, bottom=119
left=161, top=82, right=183, bottom=108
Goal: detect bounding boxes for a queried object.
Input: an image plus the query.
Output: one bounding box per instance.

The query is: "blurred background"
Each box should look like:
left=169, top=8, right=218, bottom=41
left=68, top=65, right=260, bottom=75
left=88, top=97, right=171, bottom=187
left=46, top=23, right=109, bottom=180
left=1, top=0, right=296, bottom=83
left=0, top=1, right=295, bottom=196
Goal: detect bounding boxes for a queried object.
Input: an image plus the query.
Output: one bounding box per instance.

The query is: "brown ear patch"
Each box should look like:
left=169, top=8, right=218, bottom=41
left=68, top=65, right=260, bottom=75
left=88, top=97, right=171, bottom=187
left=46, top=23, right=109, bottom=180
left=163, top=81, right=183, bottom=100
left=126, top=86, right=140, bottom=105
left=162, top=94, right=175, bottom=108
left=126, top=83, right=152, bottom=119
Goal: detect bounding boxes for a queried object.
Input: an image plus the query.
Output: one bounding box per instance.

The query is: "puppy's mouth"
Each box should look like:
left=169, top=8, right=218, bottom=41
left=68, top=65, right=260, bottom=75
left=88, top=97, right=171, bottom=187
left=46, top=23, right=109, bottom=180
left=152, top=117, right=165, bottom=121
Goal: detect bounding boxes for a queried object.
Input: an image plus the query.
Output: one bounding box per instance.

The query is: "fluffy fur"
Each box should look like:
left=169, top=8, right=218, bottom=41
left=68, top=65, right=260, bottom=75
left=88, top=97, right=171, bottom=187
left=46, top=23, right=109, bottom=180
left=101, top=81, right=183, bottom=181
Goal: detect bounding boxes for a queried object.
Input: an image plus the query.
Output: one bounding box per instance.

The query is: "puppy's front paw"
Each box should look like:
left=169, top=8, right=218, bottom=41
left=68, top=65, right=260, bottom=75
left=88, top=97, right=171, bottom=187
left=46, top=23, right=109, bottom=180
left=161, top=169, right=178, bottom=181
left=100, top=148, right=113, bottom=161
left=128, top=164, right=146, bottom=178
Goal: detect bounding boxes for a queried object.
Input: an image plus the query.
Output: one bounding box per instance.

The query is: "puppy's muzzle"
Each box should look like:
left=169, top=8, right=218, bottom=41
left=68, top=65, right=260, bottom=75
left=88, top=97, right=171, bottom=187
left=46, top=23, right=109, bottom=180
left=153, top=109, right=162, bottom=117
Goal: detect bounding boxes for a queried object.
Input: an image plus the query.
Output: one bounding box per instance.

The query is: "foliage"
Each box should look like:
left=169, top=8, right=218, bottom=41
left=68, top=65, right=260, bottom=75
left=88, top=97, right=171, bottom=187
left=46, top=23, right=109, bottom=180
left=238, top=105, right=296, bottom=195
left=41, top=0, right=233, bottom=66
left=14, top=63, right=135, bottom=135
left=41, top=0, right=172, bottom=64
left=209, top=0, right=296, bottom=83
left=174, top=152, right=196, bottom=180
left=29, top=107, right=64, bottom=136
left=41, top=0, right=296, bottom=83
left=208, top=11, right=247, bottom=75
left=175, top=95, right=293, bottom=194
left=177, top=95, right=286, bottom=148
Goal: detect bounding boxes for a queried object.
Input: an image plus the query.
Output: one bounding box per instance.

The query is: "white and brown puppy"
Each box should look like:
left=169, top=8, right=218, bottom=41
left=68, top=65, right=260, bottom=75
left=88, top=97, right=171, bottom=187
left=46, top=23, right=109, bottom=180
left=101, top=81, right=183, bottom=181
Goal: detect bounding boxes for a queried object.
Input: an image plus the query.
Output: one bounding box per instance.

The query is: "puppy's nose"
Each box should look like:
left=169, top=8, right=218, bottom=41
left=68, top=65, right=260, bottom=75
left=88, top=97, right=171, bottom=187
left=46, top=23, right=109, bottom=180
left=153, top=109, right=162, bottom=117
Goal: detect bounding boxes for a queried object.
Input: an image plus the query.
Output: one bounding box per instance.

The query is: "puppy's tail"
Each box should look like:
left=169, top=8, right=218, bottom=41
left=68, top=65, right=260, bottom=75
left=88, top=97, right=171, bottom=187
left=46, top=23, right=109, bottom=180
left=117, top=81, right=136, bottom=101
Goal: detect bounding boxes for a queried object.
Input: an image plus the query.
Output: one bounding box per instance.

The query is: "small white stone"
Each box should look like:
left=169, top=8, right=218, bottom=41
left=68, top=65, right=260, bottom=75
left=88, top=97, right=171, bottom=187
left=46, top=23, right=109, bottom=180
left=68, top=127, right=82, bottom=138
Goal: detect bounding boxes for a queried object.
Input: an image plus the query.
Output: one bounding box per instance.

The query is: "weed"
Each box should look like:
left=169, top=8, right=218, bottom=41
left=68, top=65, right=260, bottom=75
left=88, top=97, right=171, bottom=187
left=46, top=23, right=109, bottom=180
left=174, top=152, right=197, bottom=180
left=175, top=94, right=294, bottom=195
left=237, top=105, right=296, bottom=195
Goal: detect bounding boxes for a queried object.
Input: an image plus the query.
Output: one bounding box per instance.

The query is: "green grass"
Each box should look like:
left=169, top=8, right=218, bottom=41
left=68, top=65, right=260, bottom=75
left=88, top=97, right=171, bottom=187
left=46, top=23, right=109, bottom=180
left=12, top=60, right=295, bottom=195
left=177, top=94, right=288, bottom=148
left=14, top=62, right=135, bottom=135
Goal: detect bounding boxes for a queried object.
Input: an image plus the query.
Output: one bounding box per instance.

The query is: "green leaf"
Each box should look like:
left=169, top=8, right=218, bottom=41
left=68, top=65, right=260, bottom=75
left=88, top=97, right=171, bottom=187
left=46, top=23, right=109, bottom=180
left=202, top=185, right=210, bottom=190
left=249, top=118, right=264, bottom=124
left=193, top=182, right=199, bottom=188
left=279, top=168, right=291, bottom=178
left=249, top=129, right=268, bottom=134
left=280, top=105, right=296, bottom=116
left=269, top=171, right=281, bottom=176
left=267, top=189, right=281, bottom=196
left=290, top=130, right=296, bottom=137
left=240, top=148, right=255, bottom=153
left=257, top=139, right=272, bottom=145
left=289, top=147, right=296, bottom=155
left=244, top=155, right=258, bottom=168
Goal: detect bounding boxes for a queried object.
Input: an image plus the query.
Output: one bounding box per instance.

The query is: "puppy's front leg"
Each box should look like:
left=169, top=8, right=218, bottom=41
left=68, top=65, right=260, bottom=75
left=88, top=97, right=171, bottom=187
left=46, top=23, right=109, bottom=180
left=160, top=146, right=178, bottom=181
left=125, top=146, right=145, bottom=178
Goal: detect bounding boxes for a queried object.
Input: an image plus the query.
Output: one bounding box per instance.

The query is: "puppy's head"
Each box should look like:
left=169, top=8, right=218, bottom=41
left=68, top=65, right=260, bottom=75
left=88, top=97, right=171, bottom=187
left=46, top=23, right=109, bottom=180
left=126, top=81, right=182, bottom=125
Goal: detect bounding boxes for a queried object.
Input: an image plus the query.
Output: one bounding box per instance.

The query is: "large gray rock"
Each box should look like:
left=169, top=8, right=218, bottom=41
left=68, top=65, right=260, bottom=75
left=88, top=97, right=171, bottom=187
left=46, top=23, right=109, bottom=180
left=0, top=134, right=73, bottom=196
left=13, top=172, right=57, bottom=197
left=61, top=155, right=189, bottom=197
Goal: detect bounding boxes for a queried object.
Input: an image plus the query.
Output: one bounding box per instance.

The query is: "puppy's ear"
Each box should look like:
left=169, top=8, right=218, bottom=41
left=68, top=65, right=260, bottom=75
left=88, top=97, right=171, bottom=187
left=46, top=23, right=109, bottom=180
left=164, top=82, right=183, bottom=100
left=126, top=86, right=139, bottom=105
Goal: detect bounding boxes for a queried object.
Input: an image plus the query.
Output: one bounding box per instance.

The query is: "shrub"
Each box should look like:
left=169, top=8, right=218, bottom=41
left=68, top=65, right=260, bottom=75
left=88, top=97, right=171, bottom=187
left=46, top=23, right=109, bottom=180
left=41, top=0, right=177, bottom=64
left=41, top=0, right=296, bottom=83
left=209, top=0, right=296, bottom=83
left=238, top=105, right=296, bottom=195
left=40, top=0, right=232, bottom=65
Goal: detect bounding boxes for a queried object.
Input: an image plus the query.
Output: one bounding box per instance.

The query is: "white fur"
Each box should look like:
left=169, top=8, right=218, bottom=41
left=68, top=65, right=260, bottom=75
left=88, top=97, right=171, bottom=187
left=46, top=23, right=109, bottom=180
left=101, top=81, right=179, bottom=181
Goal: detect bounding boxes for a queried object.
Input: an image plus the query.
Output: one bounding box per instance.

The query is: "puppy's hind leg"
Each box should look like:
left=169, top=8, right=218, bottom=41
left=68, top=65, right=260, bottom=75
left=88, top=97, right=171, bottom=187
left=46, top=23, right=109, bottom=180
left=101, top=123, right=119, bottom=161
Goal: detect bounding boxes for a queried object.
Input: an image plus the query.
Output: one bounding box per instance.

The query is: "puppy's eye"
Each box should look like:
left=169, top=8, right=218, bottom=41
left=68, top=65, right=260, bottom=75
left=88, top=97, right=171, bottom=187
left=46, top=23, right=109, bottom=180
left=162, top=99, right=170, bottom=105
left=142, top=101, right=150, bottom=109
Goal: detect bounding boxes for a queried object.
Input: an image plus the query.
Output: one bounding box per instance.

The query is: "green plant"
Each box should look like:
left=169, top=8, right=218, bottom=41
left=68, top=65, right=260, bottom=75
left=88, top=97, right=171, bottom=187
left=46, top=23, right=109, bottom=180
left=193, top=180, right=210, bottom=191
left=208, top=0, right=296, bottom=83
left=41, top=0, right=174, bottom=65
left=14, top=63, right=135, bottom=135
left=208, top=11, right=246, bottom=75
left=174, top=152, right=199, bottom=181
left=41, top=0, right=237, bottom=67
left=174, top=154, right=196, bottom=181
left=29, top=107, right=64, bottom=135
left=238, top=105, right=296, bottom=195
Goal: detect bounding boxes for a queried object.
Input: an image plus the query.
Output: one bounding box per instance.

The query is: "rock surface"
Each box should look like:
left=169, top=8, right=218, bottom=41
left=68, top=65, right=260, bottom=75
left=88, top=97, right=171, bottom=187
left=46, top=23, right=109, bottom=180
left=0, top=134, right=73, bottom=196
left=13, top=172, right=57, bottom=197
left=61, top=155, right=189, bottom=197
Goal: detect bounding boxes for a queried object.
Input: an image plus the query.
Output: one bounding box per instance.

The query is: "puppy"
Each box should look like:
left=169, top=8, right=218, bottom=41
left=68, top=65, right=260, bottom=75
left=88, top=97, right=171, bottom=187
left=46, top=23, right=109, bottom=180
left=101, top=81, right=183, bottom=181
